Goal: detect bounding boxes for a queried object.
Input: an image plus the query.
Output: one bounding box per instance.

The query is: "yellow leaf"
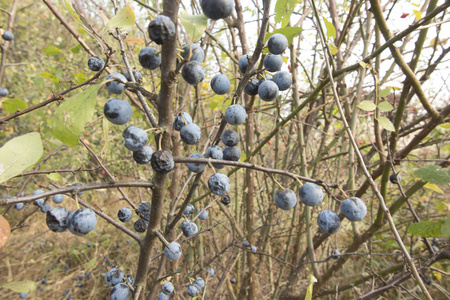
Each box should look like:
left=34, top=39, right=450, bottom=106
left=424, top=183, right=444, bottom=194
left=305, top=274, right=317, bottom=300
left=413, top=10, right=422, bottom=20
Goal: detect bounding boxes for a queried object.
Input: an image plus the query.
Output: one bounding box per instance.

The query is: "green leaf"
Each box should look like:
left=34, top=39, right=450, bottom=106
left=71, top=44, right=82, bottom=54
left=305, top=274, right=317, bottom=300
left=357, top=100, right=376, bottom=112
left=265, top=27, right=302, bottom=45
left=0, top=133, right=43, bottom=184
left=2, top=98, right=27, bottom=113
left=442, top=213, right=450, bottom=238
left=72, top=72, right=89, bottom=84
left=46, top=172, right=62, bottom=181
left=51, top=85, right=101, bottom=147
left=105, top=5, right=135, bottom=32
left=329, top=42, right=338, bottom=55
left=424, top=183, right=444, bottom=194
left=407, top=220, right=443, bottom=238
left=179, top=12, right=208, bottom=42
left=40, top=71, right=59, bottom=83
left=1, top=280, right=37, bottom=293
left=415, top=165, right=450, bottom=185
left=275, top=0, right=297, bottom=27
left=86, top=258, right=97, bottom=269
left=377, top=101, right=394, bottom=112
left=64, top=0, right=83, bottom=25
left=323, top=17, right=336, bottom=39
left=42, top=46, right=61, bottom=56
left=377, top=116, right=395, bottom=131
left=379, top=88, right=390, bottom=97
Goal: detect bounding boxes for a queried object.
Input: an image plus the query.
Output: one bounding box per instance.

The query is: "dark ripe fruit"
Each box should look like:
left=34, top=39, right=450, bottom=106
left=245, top=78, right=260, bottom=96
left=40, top=203, right=51, bottom=213
left=274, top=188, right=297, bottom=210
left=182, top=61, right=205, bottom=85
left=267, top=33, right=288, bottom=55
left=221, top=194, right=231, bottom=205
left=138, top=201, right=151, bottom=221
left=331, top=249, right=340, bottom=259
left=258, top=80, right=279, bottom=101
left=173, top=112, right=193, bottom=131
left=272, top=70, right=292, bottom=91
left=432, top=238, right=440, bottom=246
left=210, top=74, right=231, bottom=95
left=389, top=173, right=401, bottom=184
left=243, top=240, right=250, bottom=247
left=225, top=104, right=246, bottom=125
left=52, top=194, right=64, bottom=204
left=67, top=208, right=97, bottom=236
left=161, top=282, right=174, bottom=295
left=230, top=278, right=236, bottom=284
left=222, top=129, right=239, bottom=147
left=194, top=277, right=205, bottom=290
left=340, top=197, right=367, bottom=221
left=250, top=245, right=257, bottom=253
left=317, top=210, right=341, bottom=234
left=133, top=145, right=154, bottom=165
left=110, top=283, right=130, bottom=300
left=134, top=219, right=148, bottom=233
left=105, top=268, right=124, bottom=286
left=187, top=153, right=206, bottom=173
left=223, top=146, right=241, bottom=161
left=106, top=73, right=127, bottom=94
left=88, top=56, right=104, bottom=71
left=180, top=123, right=202, bottom=145
left=148, top=15, right=176, bottom=45
left=181, top=220, right=198, bottom=237
left=197, top=208, right=209, bottom=220
left=151, top=150, right=175, bottom=174
left=208, top=268, right=215, bottom=276
left=139, top=47, right=161, bottom=70
left=184, top=204, right=195, bottom=217
left=263, top=54, right=283, bottom=72
left=208, top=173, right=231, bottom=195
left=158, top=292, right=169, bottom=300
left=124, top=71, right=143, bottom=83
left=421, top=275, right=432, bottom=286
left=46, top=206, right=70, bottom=232
left=19, top=292, right=28, bottom=299
left=33, top=189, right=45, bottom=207
left=200, top=0, right=234, bottom=20
left=14, top=203, right=24, bottom=210
left=0, top=87, right=9, bottom=97
left=123, top=126, right=148, bottom=151
left=187, top=284, right=199, bottom=297
left=205, top=145, right=224, bottom=169
left=2, top=30, right=14, bottom=41
left=164, top=241, right=182, bottom=260
left=117, top=208, right=132, bottom=222
left=238, top=54, right=256, bottom=73
left=181, top=43, right=204, bottom=62
left=299, top=183, right=323, bottom=207
left=257, top=74, right=273, bottom=86
left=104, top=98, right=132, bottom=125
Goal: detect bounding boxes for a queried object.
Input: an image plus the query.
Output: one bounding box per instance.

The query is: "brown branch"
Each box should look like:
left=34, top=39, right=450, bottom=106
left=1, top=181, right=154, bottom=205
